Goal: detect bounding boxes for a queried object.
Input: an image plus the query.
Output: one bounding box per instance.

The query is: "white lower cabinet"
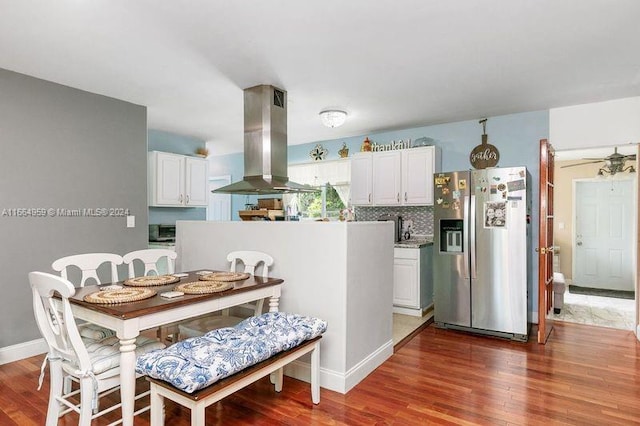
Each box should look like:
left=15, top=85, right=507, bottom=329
left=393, top=245, right=434, bottom=316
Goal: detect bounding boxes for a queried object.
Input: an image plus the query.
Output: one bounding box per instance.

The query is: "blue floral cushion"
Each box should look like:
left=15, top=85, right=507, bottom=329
left=135, top=312, right=327, bottom=393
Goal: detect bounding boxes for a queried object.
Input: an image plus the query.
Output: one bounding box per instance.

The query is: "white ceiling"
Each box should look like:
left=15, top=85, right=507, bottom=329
left=1, top=1, right=639, bottom=155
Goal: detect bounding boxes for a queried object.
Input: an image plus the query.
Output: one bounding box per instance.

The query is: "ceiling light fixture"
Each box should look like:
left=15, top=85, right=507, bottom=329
left=319, top=110, right=347, bottom=128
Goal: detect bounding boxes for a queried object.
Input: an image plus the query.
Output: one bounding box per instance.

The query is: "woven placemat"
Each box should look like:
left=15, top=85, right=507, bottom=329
left=124, top=275, right=180, bottom=287
left=199, top=272, right=250, bottom=282
left=84, top=288, right=156, bottom=304
left=175, top=281, right=234, bottom=295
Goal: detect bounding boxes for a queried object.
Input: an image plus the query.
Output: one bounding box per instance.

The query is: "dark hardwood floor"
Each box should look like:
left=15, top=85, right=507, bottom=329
left=2, top=321, right=640, bottom=425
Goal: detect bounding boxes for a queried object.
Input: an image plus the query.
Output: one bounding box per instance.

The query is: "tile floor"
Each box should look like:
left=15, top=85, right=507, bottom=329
left=552, top=287, right=635, bottom=330
left=393, top=313, right=432, bottom=345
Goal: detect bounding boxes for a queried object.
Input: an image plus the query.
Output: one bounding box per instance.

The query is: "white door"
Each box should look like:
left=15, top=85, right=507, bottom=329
left=208, top=176, right=231, bottom=221
left=574, top=178, right=635, bottom=291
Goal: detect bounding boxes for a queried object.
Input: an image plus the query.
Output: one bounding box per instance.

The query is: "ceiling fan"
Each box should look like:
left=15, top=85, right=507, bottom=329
left=560, top=147, right=636, bottom=176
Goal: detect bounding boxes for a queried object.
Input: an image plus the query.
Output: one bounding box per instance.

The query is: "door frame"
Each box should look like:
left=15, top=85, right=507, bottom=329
left=636, top=143, right=640, bottom=338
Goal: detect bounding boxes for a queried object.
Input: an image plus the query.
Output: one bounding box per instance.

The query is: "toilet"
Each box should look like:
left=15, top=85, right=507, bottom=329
left=553, top=272, right=566, bottom=314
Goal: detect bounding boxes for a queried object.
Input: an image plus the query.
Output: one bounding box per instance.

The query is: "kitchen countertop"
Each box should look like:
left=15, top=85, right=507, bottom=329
left=395, top=236, right=433, bottom=248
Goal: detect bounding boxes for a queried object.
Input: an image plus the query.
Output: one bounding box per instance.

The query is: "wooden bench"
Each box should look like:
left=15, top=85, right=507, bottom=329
left=147, top=336, right=321, bottom=426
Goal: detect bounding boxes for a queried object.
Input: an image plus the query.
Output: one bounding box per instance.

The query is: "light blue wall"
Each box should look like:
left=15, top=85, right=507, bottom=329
left=148, top=129, right=208, bottom=224
left=208, top=109, right=549, bottom=320
left=208, top=151, right=258, bottom=214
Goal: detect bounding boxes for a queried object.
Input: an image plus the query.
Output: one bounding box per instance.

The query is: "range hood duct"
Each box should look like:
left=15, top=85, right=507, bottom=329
left=213, top=84, right=316, bottom=195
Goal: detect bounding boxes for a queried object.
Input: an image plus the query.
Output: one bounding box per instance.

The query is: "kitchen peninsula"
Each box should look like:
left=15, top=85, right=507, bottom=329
left=175, top=220, right=394, bottom=393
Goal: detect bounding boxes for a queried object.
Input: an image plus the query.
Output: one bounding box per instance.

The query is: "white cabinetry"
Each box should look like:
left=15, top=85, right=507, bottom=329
left=350, top=146, right=440, bottom=206
left=402, top=147, right=437, bottom=205
left=393, top=245, right=434, bottom=317
left=372, top=151, right=402, bottom=205
left=349, top=153, right=373, bottom=205
left=149, top=151, right=208, bottom=207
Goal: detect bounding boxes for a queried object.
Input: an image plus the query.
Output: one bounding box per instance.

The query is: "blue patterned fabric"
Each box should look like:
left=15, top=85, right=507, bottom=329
left=135, top=312, right=327, bottom=393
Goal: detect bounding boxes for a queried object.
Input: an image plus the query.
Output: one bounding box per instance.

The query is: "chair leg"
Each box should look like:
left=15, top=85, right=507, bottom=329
left=46, top=358, right=64, bottom=426
left=62, top=374, right=72, bottom=395
left=78, top=376, right=94, bottom=426
left=150, top=383, right=165, bottom=426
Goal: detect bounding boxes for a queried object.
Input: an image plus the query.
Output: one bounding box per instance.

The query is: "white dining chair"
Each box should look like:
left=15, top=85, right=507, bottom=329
left=123, top=248, right=178, bottom=343
left=122, top=248, right=177, bottom=278
left=51, top=253, right=123, bottom=287
left=29, top=271, right=165, bottom=426
left=51, top=252, right=126, bottom=393
left=178, top=250, right=274, bottom=339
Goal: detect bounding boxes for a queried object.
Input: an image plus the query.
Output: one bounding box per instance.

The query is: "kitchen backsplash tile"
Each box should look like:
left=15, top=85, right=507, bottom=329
left=354, top=205, right=434, bottom=236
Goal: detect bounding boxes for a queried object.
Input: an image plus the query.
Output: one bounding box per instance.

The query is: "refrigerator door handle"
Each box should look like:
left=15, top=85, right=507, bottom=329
left=463, top=195, right=470, bottom=279
left=470, top=195, right=477, bottom=279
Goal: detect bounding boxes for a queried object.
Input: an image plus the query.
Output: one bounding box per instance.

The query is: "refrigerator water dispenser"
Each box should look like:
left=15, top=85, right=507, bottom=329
left=439, top=219, right=463, bottom=253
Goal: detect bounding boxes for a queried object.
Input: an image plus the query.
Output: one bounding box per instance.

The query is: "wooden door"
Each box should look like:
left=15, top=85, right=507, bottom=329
left=538, top=139, right=555, bottom=344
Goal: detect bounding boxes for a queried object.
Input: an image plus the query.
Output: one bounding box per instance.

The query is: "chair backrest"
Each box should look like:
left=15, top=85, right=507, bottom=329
left=122, top=249, right=177, bottom=278
left=29, top=271, right=92, bottom=373
left=227, top=250, right=273, bottom=278
left=51, top=253, right=123, bottom=287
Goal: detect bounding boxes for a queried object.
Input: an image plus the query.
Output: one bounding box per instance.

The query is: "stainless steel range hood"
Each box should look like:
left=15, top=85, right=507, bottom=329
left=213, top=84, right=316, bottom=194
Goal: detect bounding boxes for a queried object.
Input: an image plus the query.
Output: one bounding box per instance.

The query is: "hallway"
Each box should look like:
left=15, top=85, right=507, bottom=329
left=552, top=287, right=635, bottom=330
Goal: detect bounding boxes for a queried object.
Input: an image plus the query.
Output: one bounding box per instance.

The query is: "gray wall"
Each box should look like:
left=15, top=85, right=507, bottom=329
left=0, top=68, right=148, bottom=347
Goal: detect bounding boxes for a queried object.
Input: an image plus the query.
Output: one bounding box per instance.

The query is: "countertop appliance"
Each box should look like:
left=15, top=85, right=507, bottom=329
left=378, top=214, right=403, bottom=243
left=433, top=167, right=530, bottom=341
left=149, top=224, right=176, bottom=242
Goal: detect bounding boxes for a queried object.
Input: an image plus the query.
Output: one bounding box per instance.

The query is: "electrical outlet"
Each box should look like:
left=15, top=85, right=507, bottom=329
left=126, top=215, right=135, bottom=228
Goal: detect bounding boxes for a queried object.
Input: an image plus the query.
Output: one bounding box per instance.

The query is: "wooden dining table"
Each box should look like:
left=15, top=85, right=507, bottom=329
left=65, top=270, right=284, bottom=426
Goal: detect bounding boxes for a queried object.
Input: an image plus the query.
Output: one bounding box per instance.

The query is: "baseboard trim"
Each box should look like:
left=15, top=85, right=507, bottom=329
left=283, top=339, right=394, bottom=394
left=0, top=338, right=47, bottom=365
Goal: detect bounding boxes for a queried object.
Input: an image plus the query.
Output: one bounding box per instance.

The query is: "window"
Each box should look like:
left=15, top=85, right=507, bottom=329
left=286, top=160, right=351, bottom=221
left=290, top=184, right=345, bottom=220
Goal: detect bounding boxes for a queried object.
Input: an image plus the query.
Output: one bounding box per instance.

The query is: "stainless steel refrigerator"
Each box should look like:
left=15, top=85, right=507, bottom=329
left=433, top=167, right=530, bottom=341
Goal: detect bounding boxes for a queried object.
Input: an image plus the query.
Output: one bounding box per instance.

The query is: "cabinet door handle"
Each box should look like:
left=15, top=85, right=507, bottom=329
left=404, top=192, right=407, bottom=202
left=397, top=193, right=400, bottom=202
left=186, top=194, right=190, bottom=204
left=368, top=193, right=371, bottom=203
left=179, top=194, right=183, bottom=203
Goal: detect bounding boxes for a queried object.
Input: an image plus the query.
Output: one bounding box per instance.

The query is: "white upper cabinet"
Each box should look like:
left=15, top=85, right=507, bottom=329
left=402, top=146, right=439, bottom=205
left=372, top=151, right=402, bottom=205
left=349, top=153, right=373, bottom=205
left=350, top=146, right=440, bottom=206
left=149, top=151, right=208, bottom=207
left=184, top=157, right=208, bottom=206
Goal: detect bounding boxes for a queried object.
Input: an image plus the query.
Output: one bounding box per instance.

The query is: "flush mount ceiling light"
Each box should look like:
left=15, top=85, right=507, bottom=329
left=319, top=110, right=347, bottom=128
